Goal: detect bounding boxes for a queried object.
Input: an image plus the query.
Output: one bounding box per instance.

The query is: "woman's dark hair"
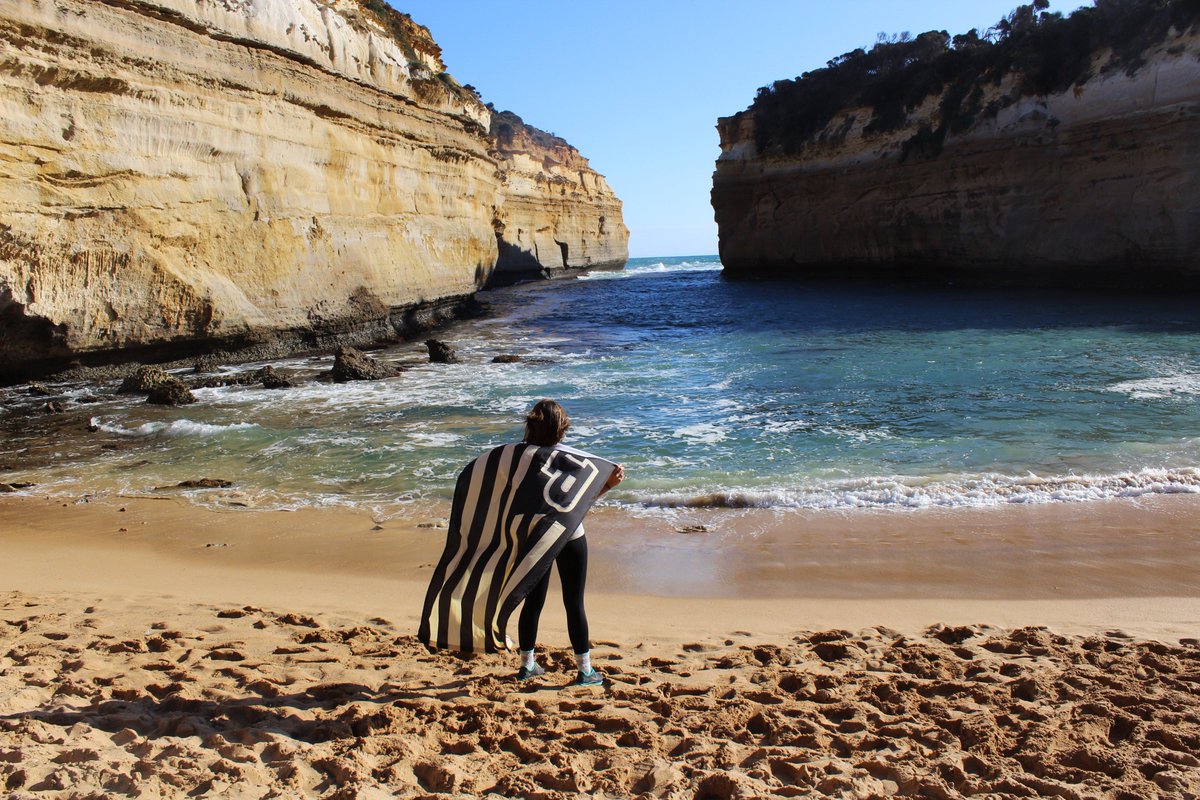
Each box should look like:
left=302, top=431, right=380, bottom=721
left=524, top=399, right=570, bottom=446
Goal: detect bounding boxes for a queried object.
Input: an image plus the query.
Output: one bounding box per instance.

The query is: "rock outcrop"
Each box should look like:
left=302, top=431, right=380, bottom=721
left=712, top=5, right=1200, bottom=285
left=423, top=338, right=458, bottom=364
left=118, top=365, right=175, bottom=395
left=146, top=379, right=196, bottom=406
left=330, top=346, right=399, bottom=382
left=489, top=111, right=628, bottom=284
left=0, top=0, right=626, bottom=382
left=259, top=366, right=295, bottom=389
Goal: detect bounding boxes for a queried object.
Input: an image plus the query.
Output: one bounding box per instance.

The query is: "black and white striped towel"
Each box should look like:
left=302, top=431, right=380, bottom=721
left=417, top=443, right=616, bottom=652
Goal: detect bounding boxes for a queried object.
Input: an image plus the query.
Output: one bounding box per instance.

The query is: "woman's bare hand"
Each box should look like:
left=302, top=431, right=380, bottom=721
left=601, top=464, right=624, bottom=494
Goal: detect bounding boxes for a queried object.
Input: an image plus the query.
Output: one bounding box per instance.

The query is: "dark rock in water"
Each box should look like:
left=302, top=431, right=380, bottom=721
left=146, top=379, right=196, bottom=406
left=43, top=401, right=65, bottom=414
left=331, top=346, right=400, bottom=382
left=76, top=395, right=111, bottom=404
left=492, top=354, right=521, bottom=363
left=192, top=355, right=223, bottom=373
left=179, top=478, right=232, bottom=488
left=425, top=339, right=459, bottom=364
left=119, top=365, right=174, bottom=394
left=188, top=368, right=275, bottom=389
left=27, top=382, right=53, bottom=396
left=87, top=422, right=101, bottom=433
left=260, top=366, right=295, bottom=389
left=159, top=478, right=233, bottom=489
left=189, top=375, right=249, bottom=389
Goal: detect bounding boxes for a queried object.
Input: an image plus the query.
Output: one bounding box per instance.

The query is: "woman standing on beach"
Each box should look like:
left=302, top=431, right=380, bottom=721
left=517, top=400, right=624, bottom=685
left=418, top=399, right=623, bottom=684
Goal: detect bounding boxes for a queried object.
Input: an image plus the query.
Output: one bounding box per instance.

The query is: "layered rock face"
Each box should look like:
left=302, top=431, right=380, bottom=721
left=0, top=0, right=625, bottom=380
left=712, top=24, right=1200, bottom=285
left=489, top=111, right=628, bottom=284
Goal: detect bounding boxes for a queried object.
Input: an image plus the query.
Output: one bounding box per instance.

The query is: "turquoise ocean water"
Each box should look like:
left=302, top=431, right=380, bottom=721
left=3, top=255, right=1200, bottom=515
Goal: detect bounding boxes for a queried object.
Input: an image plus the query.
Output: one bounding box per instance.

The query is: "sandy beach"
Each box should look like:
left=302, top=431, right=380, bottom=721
left=1, top=493, right=1199, bottom=798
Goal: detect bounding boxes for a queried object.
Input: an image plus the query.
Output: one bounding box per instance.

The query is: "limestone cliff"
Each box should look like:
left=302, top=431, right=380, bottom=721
left=489, top=111, right=628, bottom=283
left=0, top=0, right=626, bottom=381
left=712, top=3, right=1200, bottom=285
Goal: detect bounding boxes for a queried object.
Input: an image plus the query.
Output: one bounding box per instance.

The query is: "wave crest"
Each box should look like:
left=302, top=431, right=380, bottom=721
left=634, top=468, right=1200, bottom=511
left=90, top=418, right=259, bottom=438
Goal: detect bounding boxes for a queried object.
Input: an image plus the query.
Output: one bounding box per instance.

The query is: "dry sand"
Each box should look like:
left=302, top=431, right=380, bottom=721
left=1, top=493, right=1199, bottom=798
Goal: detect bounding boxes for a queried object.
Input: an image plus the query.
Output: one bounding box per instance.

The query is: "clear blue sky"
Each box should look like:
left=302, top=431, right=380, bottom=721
left=399, top=1, right=1089, bottom=258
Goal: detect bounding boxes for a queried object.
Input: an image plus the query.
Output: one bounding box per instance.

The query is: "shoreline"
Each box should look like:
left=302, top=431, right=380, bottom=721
left=2, top=491, right=1198, bottom=643
left=0, top=295, right=484, bottom=388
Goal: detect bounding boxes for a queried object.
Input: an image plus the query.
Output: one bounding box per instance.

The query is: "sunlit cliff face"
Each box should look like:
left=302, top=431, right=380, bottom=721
left=0, top=0, right=625, bottom=379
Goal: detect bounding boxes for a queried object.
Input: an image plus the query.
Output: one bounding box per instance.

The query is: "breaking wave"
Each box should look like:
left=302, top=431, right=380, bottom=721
left=1109, top=373, right=1200, bottom=400
left=578, top=258, right=722, bottom=280
left=634, top=468, right=1200, bottom=511
left=89, top=418, right=259, bottom=438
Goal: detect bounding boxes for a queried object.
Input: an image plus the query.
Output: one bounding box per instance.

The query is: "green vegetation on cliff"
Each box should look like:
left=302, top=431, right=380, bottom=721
left=745, top=0, right=1200, bottom=158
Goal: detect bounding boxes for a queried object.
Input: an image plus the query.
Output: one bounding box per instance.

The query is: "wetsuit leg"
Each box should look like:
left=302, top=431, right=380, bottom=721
left=556, top=536, right=591, bottom=654
left=518, top=569, right=551, bottom=651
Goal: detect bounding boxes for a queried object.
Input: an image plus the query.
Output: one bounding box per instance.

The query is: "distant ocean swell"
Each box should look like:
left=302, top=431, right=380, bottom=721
left=577, top=259, right=722, bottom=280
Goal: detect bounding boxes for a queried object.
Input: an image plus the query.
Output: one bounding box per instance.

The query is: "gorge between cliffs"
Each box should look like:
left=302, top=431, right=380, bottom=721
left=3, top=4, right=1200, bottom=798
left=0, top=0, right=627, bottom=383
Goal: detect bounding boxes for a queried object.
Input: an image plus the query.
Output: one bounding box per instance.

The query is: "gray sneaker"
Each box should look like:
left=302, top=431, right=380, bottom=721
left=516, top=663, right=545, bottom=681
left=573, top=668, right=605, bottom=686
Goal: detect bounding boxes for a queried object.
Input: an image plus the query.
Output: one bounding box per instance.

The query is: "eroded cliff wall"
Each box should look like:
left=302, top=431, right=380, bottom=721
left=712, top=21, right=1200, bottom=285
left=490, top=111, right=628, bottom=283
left=0, top=0, right=626, bottom=380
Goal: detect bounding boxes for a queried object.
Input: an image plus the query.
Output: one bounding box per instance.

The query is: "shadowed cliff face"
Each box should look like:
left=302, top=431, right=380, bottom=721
left=0, top=0, right=626, bottom=381
left=712, top=16, right=1200, bottom=286
left=488, top=111, right=628, bottom=285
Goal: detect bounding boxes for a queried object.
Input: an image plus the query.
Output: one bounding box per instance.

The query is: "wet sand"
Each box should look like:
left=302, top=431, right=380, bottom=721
left=1, top=493, right=1198, bottom=797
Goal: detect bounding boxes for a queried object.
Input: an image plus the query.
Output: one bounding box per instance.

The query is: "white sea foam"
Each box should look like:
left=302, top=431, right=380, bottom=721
left=577, top=259, right=723, bottom=281
left=1109, top=373, right=1200, bottom=399
left=90, top=418, right=259, bottom=438
left=672, top=423, right=728, bottom=444
left=408, top=432, right=463, bottom=448
left=643, top=455, right=698, bottom=468
left=817, top=425, right=895, bottom=443
left=762, top=420, right=810, bottom=434
left=634, top=468, right=1200, bottom=511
